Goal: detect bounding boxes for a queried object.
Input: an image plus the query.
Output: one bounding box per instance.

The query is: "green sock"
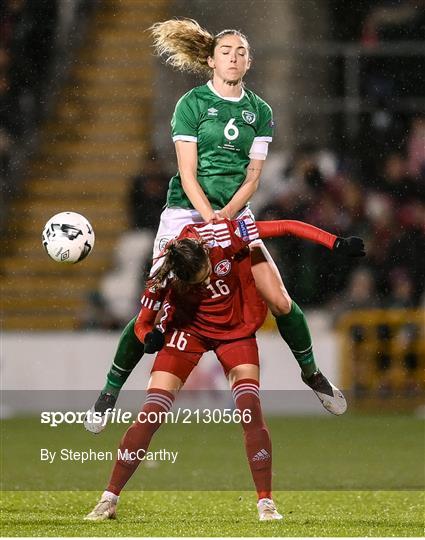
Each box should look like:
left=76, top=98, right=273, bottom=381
left=102, top=316, right=145, bottom=397
left=274, top=301, right=318, bottom=378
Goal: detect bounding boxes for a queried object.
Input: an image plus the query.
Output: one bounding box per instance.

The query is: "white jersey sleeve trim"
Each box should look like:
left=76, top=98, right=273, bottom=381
left=172, top=135, right=198, bottom=143
left=249, top=153, right=267, bottom=161
left=253, top=136, right=273, bottom=142
left=248, top=139, right=269, bottom=160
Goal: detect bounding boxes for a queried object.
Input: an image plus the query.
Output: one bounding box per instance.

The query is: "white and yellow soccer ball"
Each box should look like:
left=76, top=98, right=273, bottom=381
left=42, top=212, right=95, bottom=263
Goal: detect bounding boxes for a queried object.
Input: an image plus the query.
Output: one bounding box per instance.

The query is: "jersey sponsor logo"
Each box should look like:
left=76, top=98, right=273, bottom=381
left=237, top=219, right=249, bottom=242
left=207, top=107, right=218, bottom=116
left=242, top=110, right=256, bottom=124
left=214, top=259, right=231, bottom=277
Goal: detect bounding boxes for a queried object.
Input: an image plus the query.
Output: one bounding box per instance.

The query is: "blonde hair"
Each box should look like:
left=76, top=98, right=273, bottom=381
left=149, top=18, right=249, bottom=75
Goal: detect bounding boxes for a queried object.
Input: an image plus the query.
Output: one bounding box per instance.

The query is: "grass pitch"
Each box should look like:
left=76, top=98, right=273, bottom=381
left=1, top=414, right=424, bottom=536
left=1, top=490, right=423, bottom=536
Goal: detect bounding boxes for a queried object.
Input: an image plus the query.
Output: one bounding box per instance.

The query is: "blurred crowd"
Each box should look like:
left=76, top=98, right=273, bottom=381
left=0, top=0, right=58, bottom=189
left=360, top=0, right=425, bottom=46
left=0, top=0, right=94, bottom=225
left=248, top=0, right=425, bottom=313
left=0, top=0, right=58, bottom=133
left=257, top=115, right=424, bottom=312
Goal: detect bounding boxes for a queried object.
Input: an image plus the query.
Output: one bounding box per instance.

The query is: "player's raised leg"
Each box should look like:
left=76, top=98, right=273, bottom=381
left=250, top=244, right=347, bottom=415
left=84, top=317, right=145, bottom=433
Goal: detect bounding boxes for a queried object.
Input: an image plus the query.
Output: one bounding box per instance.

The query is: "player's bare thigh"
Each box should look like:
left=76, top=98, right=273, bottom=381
left=150, top=362, right=259, bottom=392
left=228, top=364, right=259, bottom=387
left=148, top=371, right=183, bottom=394
left=250, top=243, right=292, bottom=316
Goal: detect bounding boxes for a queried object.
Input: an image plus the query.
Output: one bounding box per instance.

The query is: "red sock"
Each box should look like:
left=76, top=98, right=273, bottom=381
left=232, top=378, right=272, bottom=500
left=107, top=388, right=174, bottom=495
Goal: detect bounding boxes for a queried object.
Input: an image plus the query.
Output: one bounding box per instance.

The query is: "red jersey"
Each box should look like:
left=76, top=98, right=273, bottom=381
left=135, top=217, right=337, bottom=343
left=163, top=219, right=267, bottom=340
left=141, top=218, right=267, bottom=341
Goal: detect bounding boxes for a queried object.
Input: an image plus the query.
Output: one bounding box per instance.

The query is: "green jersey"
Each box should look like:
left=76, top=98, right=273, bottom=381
left=167, top=81, right=274, bottom=210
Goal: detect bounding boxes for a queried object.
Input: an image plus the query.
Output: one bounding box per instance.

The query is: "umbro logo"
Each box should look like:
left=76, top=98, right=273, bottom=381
left=252, top=449, right=270, bottom=462
left=208, top=107, right=218, bottom=116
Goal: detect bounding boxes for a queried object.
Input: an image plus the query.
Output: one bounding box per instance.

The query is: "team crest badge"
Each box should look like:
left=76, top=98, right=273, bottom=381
left=159, top=237, right=172, bottom=251
left=214, top=259, right=231, bottom=277
left=242, top=110, right=256, bottom=124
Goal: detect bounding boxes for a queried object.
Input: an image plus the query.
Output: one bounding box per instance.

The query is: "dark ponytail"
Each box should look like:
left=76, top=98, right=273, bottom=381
left=149, top=238, right=209, bottom=290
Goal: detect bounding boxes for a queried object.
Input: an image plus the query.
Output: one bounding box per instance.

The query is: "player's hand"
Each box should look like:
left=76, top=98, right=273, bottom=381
left=216, top=208, right=232, bottom=220
left=204, top=210, right=219, bottom=223
left=144, top=328, right=165, bottom=354
left=206, top=211, right=228, bottom=223
left=333, top=236, right=366, bottom=257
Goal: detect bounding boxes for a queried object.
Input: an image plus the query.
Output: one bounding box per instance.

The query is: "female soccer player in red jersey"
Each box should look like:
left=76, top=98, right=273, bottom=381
left=85, top=218, right=364, bottom=522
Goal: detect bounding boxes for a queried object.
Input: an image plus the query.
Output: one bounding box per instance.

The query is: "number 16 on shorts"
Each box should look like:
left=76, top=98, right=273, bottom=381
left=166, top=330, right=189, bottom=351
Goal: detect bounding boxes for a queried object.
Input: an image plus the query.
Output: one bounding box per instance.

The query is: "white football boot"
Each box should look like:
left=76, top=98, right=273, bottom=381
left=84, top=495, right=117, bottom=521
left=257, top=498, right=283, bottom=521
left=84, top=392, right=117, bottom=434
left=302, top=370, right=347, bottom=415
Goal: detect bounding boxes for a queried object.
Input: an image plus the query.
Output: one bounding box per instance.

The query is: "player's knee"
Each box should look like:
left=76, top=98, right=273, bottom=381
left=267, top=294, right=292, bottom=316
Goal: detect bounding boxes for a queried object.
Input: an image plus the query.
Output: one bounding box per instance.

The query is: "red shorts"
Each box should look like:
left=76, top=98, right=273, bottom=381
left=151, top=330, right=259, bottom=383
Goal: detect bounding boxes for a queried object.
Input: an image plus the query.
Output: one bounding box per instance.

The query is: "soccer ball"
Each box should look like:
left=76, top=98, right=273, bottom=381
left=42, top=212, right=95, bottom=263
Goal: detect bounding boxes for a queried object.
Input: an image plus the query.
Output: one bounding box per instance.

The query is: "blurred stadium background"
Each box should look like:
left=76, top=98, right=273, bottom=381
left=1, top=0, right=424, bottom=409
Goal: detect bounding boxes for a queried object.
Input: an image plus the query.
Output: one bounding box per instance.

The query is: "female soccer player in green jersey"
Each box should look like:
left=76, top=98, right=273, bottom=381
left=88, top=19, right=360, bottom=420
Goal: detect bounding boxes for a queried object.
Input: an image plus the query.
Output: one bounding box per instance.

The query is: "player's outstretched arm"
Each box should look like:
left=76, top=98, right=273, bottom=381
left=255, top=220, right=365, bottom=256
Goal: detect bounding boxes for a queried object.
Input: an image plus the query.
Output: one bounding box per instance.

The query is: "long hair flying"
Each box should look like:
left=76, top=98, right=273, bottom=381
left=149, top=18, right=250, bottom=75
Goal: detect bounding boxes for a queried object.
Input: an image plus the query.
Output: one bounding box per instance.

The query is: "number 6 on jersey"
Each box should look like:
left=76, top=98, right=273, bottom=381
left=224, top=118, right=239, bottom=141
